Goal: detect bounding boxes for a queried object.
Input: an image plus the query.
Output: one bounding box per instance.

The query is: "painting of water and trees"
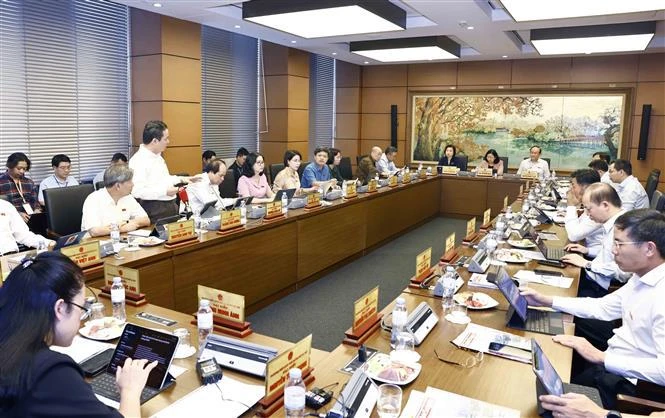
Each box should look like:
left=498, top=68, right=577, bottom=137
left=411, top=94, right=625, bottom=170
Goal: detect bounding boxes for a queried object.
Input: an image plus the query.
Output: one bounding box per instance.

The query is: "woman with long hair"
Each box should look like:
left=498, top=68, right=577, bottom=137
left=0, top=252, right=156, bottom=417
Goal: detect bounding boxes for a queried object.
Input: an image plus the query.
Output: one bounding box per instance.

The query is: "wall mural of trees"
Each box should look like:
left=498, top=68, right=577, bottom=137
left=411, top=94, right=625, bottom=171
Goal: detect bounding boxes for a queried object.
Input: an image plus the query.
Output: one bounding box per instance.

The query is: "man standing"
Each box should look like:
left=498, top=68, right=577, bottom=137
left=38, top=154, right=80, bottom=205
left=356, top=146, right=382, bottom=185
left=376, top=146, right=398, bottom=177
left=129, top=120, right=199, bottom=223
left=516, top=146, right=550, bottom=179
left=608, top=159, right=649, bottom=211
left=228, top=147, right=249, bottom=192
left=564, top=169, right=603, bottom=257
left=0, top=153, right=41, bottom=223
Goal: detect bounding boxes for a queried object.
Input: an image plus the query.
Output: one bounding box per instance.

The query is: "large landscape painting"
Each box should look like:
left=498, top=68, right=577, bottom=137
left=411, top=94, right=625, bottom=171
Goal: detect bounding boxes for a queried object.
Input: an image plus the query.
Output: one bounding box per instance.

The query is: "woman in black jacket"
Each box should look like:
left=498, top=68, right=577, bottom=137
left=438, top=144, right=464, bottom=169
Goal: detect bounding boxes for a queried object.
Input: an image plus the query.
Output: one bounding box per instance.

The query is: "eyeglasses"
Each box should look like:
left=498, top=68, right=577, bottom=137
left=613, top=240, right=645, bottom=249
left=434, top=347, right=483, bottom=368
left=68, top=301, right=91, bottom=321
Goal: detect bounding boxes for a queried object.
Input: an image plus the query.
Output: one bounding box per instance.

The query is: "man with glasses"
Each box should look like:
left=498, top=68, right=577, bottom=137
left=521, top=209, right=665, bottom=408
left=38, top=154, right=79, bottom=206
left=564, top=169, right=603, bottom=257
left=186, top=158, right=235, bottom=214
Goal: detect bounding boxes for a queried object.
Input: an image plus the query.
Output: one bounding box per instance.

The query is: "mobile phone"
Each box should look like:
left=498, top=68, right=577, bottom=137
left=537, top=259, right=566, bottom=268
left=533, top=269, right=563, bottom=277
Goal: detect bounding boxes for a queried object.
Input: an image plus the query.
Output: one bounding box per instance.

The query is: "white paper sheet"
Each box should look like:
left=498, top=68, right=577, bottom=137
left=128, top=229, right=151, bottom=237
left=452, top=323, right=530, bottom=353
left=50, top=335, right=113, bottom=363
left=467, top=273, right=498, bottom=290
left=402, top=386, right=519, bottom=418
left=514, top=270, right=573, bottom=288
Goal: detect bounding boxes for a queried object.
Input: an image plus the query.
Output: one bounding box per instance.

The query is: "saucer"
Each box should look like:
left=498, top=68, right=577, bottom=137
left=445, top=313, right=471, bottom=324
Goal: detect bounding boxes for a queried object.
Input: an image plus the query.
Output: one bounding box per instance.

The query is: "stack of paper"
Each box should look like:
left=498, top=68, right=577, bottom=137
left=51, top=335, right=113, bottom=363
left=514, top=270, right=573, bottom=289
left=467, top=273, right=497, bottom=290
left=452, top=323, right=531, bottom=364
left=400, top=387, right=519, bottom=418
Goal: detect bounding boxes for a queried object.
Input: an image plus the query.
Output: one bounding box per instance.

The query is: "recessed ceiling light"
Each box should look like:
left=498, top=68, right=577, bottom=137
left=364, top=61, right=370, bottom=64
left=350, top=36, right=460, bottom=63
left=449, top=86, right=456, bottom=90
left=498, top=85, right=505, bottom=89
left=243, top=0, right=406, bottom=39
left=467, top=26, right=474, bottom=30
left=234, top=25, right=241, bottom=29
left=502, top=55, right=508, bottom=58
left=291, top=40, right=297, bottom=44
left=531, top=21, right=656, bottom=55
left=332, top=52, right=337, bottom=55
left=502, top=0, right=665, bottom=22
left=152, top=2, right=162, bottom=7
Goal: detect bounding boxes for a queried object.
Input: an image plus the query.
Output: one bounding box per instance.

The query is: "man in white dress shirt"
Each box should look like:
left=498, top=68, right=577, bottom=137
left=516, top=146, right=550, bottom=179
left=588, top=159, right=613, bottom=186
left=375, top=146, right=398, bottom=177
left=564, top=169, right=604, bottom=257
left=0, top=199, right=53, bottom=255
left=81, top=164, right=149, bottom=237
left=187, top=159, right=235, bottom=215
left=608, top=159, right=649, bottom=211
left=521, top=208, right=665, bottom=408
left=128, top=120, right=199, bottom=223
left=92, top=153, right=127, bottom=187
left=38, top=154, right=79, bottom=205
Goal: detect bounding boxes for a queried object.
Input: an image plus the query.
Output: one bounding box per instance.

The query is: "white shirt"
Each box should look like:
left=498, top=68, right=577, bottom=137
left=552, top=261, right=665, bottom=386
left=0, top=199, right=51, bottom=254
left=81, top=188, right=148, bottom=231
left=564, top=206, right=604, bottom=257
left=616, top=175, right=649, bottom=211
left=93, top=170, right=105, bottom=187
left=128, top=145, right=180, bottom=201
left=376, top=154, right=397, bottom=176
left=587, top=210, right=631, bottom=289
left=38, top=175, right=79, bottom=204
left=516, top=158, right=550, bottom=179
left=186, top=174, right=235, bottom=216
left=600, top=171, right=614, bottom=187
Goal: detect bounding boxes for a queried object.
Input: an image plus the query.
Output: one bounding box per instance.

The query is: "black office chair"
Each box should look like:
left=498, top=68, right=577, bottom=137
left=94, top=181, right=105, bottom=190
left=339, top=157, right=353, bottom=180
left=650, top=190, right=665, bottom=212
left=499, top=156, right=509, bottom=173
left=645, top=169, right=661, bottom=203
left=457, top=155, right=468, bottom=171
left=218, top=170, right=237, bottom=198
left=269, top=163, right=285, bottom=185
left=43, top=184, right=94, bottom=238
left=298, top=161, right=310, bottom=180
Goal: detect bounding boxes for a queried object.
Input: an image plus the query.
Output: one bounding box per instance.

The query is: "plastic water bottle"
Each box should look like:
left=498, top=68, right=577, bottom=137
left=197, top=299, right=213, bottom=352
left=551, top=170, right=556, bottom=180
left=110, top=222, right=120, bottom=245
left=192, top=208, right=202, bottom=239
left=110, top=277, right=126, bottom=323
left=281, top=192, right=288, bottom=214
left=440, top=266, right=457, bottom=314
left=390, top=297, right=408, bottom=349
left=505, top=206, right=513, bottom=220
left=284, top=368, right=306, bottom=418
left=521, top=199, right=530, bottom=215
left=240, top=202, right=247, bottom=225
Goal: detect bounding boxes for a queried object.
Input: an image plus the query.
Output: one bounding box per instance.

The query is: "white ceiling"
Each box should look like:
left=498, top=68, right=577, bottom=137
left=113, top=0, right=665, bottom=65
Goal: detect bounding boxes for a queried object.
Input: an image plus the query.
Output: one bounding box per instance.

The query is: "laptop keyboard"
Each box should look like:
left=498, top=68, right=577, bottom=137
left=525, top=310, right=552, bottom=334
left=547, top=247, right=565, bottom=260
left=91, top=373, right=157, bottom=404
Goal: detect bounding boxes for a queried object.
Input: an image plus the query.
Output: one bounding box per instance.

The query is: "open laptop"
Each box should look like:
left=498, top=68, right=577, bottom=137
left=150, top=214, right=182, bottom=239
left=199, top=200, right=219, bottom=218
left=531, top=339, right=602, bottom=417
left=495, top=267, right=564, bottom=335
left=223, top=196, right=252, bottom=211
left=91, top=323, right=179, bottom=407
left=274, top=188, right=296, bottom=203
left=53, top=230, right=88, bottom=250
left=533, top=206, right=555, bottom=224
left=534, top=234, right=566, bottom=262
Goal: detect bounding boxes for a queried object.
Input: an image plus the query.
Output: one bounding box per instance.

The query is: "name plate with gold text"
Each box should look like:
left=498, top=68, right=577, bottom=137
left=165, top=219, right=195, bottom=244
left=61, top=241, right=101, bottom=269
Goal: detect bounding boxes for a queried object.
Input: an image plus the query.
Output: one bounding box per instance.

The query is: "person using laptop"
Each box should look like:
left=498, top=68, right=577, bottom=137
left=186, top=158, right=236, bottom=215
left=273, top=150, right=317, bottom=196
left=564, top=169, right=604, bottom=257
left=588, top=159, right=613, bottom=187
left=356, top=146, right=381, bottom=186
left=562, top=183, right=630, bottom=298
left=0, top=152, right=41, bottom=223
left=0, top=252, right=157, bottom=417
left=0, top=198, right=54, bottom=255
left=540, top=392, right=665, bottom=418
left=81, top=164, right=150, bottom=237
left=303, top=147, right=335, bottom=189
left=237, top=152, right=275, bottom=204
left=517, top=145, right=550, bottom=179
left=608, top=159, right=649, bottom=211
left=93, top=153, right=128, bottom=188
left=521, top=209, right=665, bottom=408
left=376, top=146, right=398, bottom=177
left=38, top=154, right=80, bottom=206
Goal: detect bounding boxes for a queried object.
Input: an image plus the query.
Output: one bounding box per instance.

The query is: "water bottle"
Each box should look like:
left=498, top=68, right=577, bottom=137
left=192, top=208, right=202, bottom=239
left=197, top=299, right=213, bottom=352
left=551, top=170, right=556, bottom=180
left=110, top=222, right=120, bottom=246
left=110, top=277, right=126, bottom=323
left=440, top=266, right=457, bottom=314
left=281, top=192, right=288, bottom=214
left=284, top=368, right=306, bottom=418
left=418, top=163, right=423, bottom=172
left=374, top=172, right=379, bottom=182
left=390, top=297, right=408, bottom=349
left=240, top=202, right=247, bottom=225
left=521, top=199, right=530, bottom=215
left=505, top=206, right=513, bottom=220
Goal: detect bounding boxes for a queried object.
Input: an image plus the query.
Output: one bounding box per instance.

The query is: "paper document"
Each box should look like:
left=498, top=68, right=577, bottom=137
left=467, top=273, right=498, bottom=290
left=150, top=376, right=264, bottom=418
left=514, top=270, right=573, bottom=288
left=402, top=386, right=519, bottom=418
left=538, top=232, right=559, bottom=241
left=512, top=249, right=546, bottom=261
left=452, top=323, right=530, bottom=354
left=51, top=335, right=113, bottom=364
left=128, top=229, right=151, bottom=237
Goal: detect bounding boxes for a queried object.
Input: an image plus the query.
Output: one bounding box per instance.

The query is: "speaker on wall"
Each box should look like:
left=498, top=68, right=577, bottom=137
left=637, top=104, right=652, bottom=161
left=390, top=104, right=398, bottom=147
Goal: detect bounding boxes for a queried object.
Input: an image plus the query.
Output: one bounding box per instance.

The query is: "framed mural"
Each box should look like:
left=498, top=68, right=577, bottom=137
left=410, top=94, right=626, bottom=171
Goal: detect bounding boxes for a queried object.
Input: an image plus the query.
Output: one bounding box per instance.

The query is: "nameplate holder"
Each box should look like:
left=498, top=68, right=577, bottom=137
left=61, top=241, right=104, bottom=271
left=418, top=169, right=427, bottom=179
left=99, top=264, right=147, bottom=307
left=440, top=232, right=457, bottom=262
left=304, top=192, right=322, bottom=211
left=344, top=181, right=358, bottom=199
left=501, top=195, right=510, bottom=212
left=402, top=172, right=411, bottom=184
left=191, top=285, right=252, bottom=338
left=476, top=168, right=493, bottom=177
left=263, top=201, right=285, bottom=224
left=521, top=170, right=538, bottom=179
left=388, top=175, right=398, bottom=187
left=367, top=179, right=378, bottom=193
left=441, top=166, right=459, bottom=175
left=343, top=286, right=382, bottom=347
left=480, top=208, right=493, bottom=230
left=217, top=209, right=244, bottom=236
left=164, top=219, right=197, bottom=248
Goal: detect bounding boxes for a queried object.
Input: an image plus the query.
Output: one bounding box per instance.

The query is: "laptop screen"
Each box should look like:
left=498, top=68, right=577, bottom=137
left=531, top=339, right=564, bottom=396
left=534, top=234, right=550, bottom=258
left=495, top=267, right=528, bottom=322
left=54, top=230, right=87, bottom=250
left=107, top=324, right=179, bottom=389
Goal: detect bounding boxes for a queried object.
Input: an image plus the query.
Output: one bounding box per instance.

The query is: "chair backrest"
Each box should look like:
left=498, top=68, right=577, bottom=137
left=43, top=184, right=94, bottom=237
left=0, top=194, right=8, bottom=202
left=339, top=157, right=353, bottom=180
left=94, top=181, right=105, bottom=190
left=269, top=163, right=285, bottom=185
left=218, top=169, right=237, bottom=198
left=298, top=161, right=310, bottom=179
left=645, top=169, right=661, bottom=202
left=457, top=155, right=468, bottom=171
left=651, top=190, right=665, bottom=212
left=356, top=155, right=368, bottom=167
left=499, top=156, right=509, bottom=172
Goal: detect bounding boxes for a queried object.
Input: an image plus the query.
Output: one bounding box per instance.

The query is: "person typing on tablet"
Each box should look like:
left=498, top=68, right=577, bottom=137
left=0, top=252, right=157, bottom=417
left=187, top=159, right=236, bottom=214
left=540, top=393, right=665, bottom=418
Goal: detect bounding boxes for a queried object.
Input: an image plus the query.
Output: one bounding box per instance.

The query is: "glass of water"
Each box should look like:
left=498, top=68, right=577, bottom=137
left=376, top=384, right=402, bottom=418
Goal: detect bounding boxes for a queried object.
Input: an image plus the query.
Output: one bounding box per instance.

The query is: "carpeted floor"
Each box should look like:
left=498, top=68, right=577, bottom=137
left=248, top=216, right=467, bottom=351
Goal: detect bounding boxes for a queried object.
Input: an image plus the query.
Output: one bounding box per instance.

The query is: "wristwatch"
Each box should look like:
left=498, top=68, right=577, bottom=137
left=584, top=261, right=593, bottom=272
left=606, top=411, right=622, bottom=418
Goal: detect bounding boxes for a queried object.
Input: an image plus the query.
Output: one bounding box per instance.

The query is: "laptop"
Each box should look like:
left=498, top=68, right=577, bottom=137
left=495, top=267, right=564, bottom=335
left=91, top=323, right=179, bottom=407
left=531, top=339, right=602, bottom=417
left=53, top=230, right=88, bottom=250
left=150, top=214, right=182, bottom=239
left=199, top=200, right=219, bottom=218
left=274, top=188, right=296, bottom=203
left=534, top=206, right=555, bottom=224
left=534, top=234, right=565, bottom=261
left=223, top=196, right=253, bottom=211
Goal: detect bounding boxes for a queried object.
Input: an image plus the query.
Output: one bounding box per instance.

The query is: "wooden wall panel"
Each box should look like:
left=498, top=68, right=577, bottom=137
left=131, top=55, right=162, bottom=101
left=336, top=87, right=361, bottom=113
left=287, top=76, right=310, bottom=110
left=262, top=108, right=288, bottom=142
left=287, top=109, right=309, bottom=142
left=638, top=53, right=665, bottom=82
left=570, top=55, right=639, bottom=84
left=264, top=75, right=289, bottom=109
left=630, top=149, right=665, bottom=183
left=512, top=58, right=572, bottom=85
left=162, top=55, right=201, bottom=102
left=407, top=62, right=457, bottom=86
left=361, top=87, right=407, bottom=114
left=262, top=41, right=289, bottom=76
left=161, top=17, right=201, bottom=59
left=361, top=113, right=406, bottom=140
left=334, top=139, right=358, bottom=162
left=336, top=60, right=361, bottom=88
left=288, top=49, right=310, bottom=78
left=162, top=146, right=201, bottom=175
left=458, top=61, right=511, bottom=86
left=635, top=82, right=665, bottom=115
left=131, top=102, right=162, bottom=146
left=130, top=8, right=161, bottom=56
left=336, top=114, right=360, bottom=139
left=359, top=140, right=391, bottom=155
left=362, top=65, right=407, bottom=87
left=630, top=115, right=665, bottom=150
left=162, top=102, right=201, bottom=147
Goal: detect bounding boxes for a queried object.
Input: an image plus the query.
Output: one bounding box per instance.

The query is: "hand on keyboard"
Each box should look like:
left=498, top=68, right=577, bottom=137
left=560, top=253, right=587, bottom=268
left=116, top=358, right=158, bottom=397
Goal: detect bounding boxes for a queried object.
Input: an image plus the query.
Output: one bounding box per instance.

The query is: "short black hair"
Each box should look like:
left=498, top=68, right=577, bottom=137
left=384, top=146, right=397, bottom=155
left=615, top=209, right=665, bottom=258
left=592, top=152, right=611, bottom=163
left=51, top=154, right=71, bottom=168
left=570, top=169, right=600, bottom=186
left=202, top=150, right=217, bottom=160
left=613, top=159, right=632, bottom=176
left=142, top=120, right=168, bottom=145
left=111, top=153, right=128, bottom=163
left=314, top=146, right=329, bottom=157
left=530, top=145, right=542, bottom=153
left=236, top=147, right=249, bottom=158
left=203, top=158, right=225, bottom=174
left=284, top=150, right=302, bottom=166
left=6, top=152, right=31, bottom=171
left=588, top=159, right=608, bottom=172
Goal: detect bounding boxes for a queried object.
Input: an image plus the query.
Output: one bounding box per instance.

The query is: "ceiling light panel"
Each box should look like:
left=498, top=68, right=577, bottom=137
left=502, top=0, right=665, bottom=22
left=350, top=36, right=460, bottom=62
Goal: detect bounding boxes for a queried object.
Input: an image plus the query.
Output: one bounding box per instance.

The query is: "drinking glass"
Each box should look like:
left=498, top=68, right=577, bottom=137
left=89, top=302, right=106, bottom=321
left=376, top=384, right=402, bottom=418
left=391, top=332, right=417, bottom=364
left=450, top=302, right=469, bottom=322
left=173, top=328, right=195, bottom=358
left=126, top=236, right=140, bottom=251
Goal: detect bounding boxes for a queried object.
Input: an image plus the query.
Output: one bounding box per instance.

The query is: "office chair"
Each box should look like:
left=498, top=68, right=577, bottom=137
left=43, top=184, right=94, bottom=238
left=95, top=181, right=105, bottom=190
left=457, top=155, right=469, bottom=171
left=298, top=161, right=310, bottom=179
left=218, top=170, right=236, bottom=198
left=356, top=154, right=368, bottom=167
left=499, top=156, right=509, bottom=173
left=616, top=380, right=665, bottom=415
left=645, top=169, right=661, bottom=203
left=269, top=163, right=285, bottom=185
left=650, top=190, right=665, bottom=212
left=339, top=157, right=353, bottom=180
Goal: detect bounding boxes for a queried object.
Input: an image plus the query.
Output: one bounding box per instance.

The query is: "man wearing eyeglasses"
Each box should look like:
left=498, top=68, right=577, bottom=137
left=186, top=159, right=235, bottom=215
left=38, top=154, right=80, bottom=206
left=521, top=208, right=665, bottom=409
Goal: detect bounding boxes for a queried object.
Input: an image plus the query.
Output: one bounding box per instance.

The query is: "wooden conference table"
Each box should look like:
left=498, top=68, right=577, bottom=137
left=77, top=173, right=526, bottom=315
